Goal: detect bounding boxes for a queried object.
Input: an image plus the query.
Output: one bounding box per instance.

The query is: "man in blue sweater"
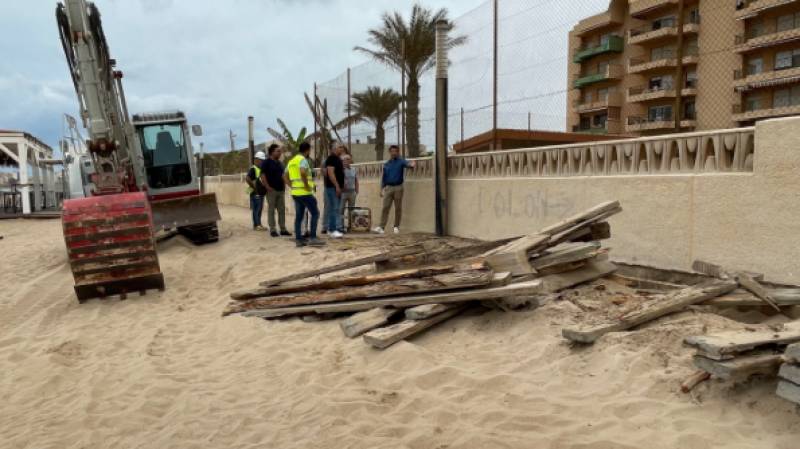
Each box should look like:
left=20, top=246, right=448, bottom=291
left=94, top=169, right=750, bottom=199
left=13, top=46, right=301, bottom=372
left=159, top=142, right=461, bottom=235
left=373, top=145, right=416, bottom=234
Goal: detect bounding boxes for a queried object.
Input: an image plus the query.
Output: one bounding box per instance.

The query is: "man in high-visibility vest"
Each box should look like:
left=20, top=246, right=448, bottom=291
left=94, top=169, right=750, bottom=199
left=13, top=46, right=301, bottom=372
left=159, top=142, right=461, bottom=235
left=246, top=151, right=267, bottom=230
left=283, top=142, right=325, bottom=247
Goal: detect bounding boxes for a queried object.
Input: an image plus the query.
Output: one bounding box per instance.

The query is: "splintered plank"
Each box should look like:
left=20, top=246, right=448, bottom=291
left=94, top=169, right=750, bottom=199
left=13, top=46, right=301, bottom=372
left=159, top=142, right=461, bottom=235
left=376, top=238, right=516, bottom=271
left=566, top=222, right=611, bottom=243
left=684, top=322, right=800, bottom=360
left=537, top=259, right=617, bottom=293
left=736, top=272, right=781, bottom=312
left=538, top=201, right=621, bottom=236
left=226, top=266, right=493, bottom=315
left=340, top=307, right=401, bottom=338
left=259, top=244, right=425, bottom=287
left=693, top=353, right=784, bottom=380
left=786, top=343, right=800, bottom=363
left=529, top=242, right=601, bottom=270
left=237, top=278, right=544, bottom=319
left=779, top=363, right=800, bottom=385
left=776, top=380, right=800, bottom=405
left=486, top=250, right=536, bottom=276
left=562, top=279, right=738, bottom=344
left=703, top=289, right=800, bottom=308
left=233, top=264, right=465, bottom=300
left=363, top=306, right=466, bottom=349
left=405, top=303, right=458, bottom=320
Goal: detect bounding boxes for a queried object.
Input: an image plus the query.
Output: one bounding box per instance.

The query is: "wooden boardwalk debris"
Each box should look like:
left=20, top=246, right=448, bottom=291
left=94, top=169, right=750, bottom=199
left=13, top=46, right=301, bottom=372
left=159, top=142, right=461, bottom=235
left=537, top=259, right=617, bottom=293
left=238, top=278, right=545, bottom=319
left=562, top=279, right=737, bottom=344
left=529, top=242, right=601, bottom=271
left=691, top=260, right=778, bottom=311
left=703, top=289, right=800, bottom=308
left=259, top=244, right=425, bottom=287
left=681, top=370, right=711, bottom=393
left=736, top=273, right=781, bottom=312
left=376, top=237, right=516, bottom=271
left=340, top=307, right=401, bottom=338
left=776, top=380, right=800, bottom=405
left=779, top=363, right=800, bottom=385
left=785, top=343, right=800, bottom=363
left=693, top=353, right=784, bottom=380
left=363, top=306, right=466, bottom=349
left=684, top=322, right=800, bottom=360
left=405, top=303, right=458, bottom=320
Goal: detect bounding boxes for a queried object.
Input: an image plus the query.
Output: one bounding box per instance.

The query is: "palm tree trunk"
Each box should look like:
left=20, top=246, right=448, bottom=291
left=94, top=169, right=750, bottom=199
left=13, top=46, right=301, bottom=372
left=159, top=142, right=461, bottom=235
left=406, top=77, right=421, bottom=158
left=375, top=123, right=386, bottom=161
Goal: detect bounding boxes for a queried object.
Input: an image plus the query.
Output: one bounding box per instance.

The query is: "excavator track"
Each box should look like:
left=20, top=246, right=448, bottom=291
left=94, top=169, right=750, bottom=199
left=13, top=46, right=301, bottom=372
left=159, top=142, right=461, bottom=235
left=62, top=192, right=165, bottom=302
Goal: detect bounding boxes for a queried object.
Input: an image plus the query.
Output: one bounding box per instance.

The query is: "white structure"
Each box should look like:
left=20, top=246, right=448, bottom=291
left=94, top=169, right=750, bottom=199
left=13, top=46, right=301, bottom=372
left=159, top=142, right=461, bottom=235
left=0, top=129, right=61, bottom=214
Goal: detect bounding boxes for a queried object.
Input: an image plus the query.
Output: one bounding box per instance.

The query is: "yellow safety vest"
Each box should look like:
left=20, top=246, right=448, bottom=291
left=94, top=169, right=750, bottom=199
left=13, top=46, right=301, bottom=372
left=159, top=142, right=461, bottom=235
left=246, top=164, right=262, bottom=194
left=287, top=154, right=314, bottom=196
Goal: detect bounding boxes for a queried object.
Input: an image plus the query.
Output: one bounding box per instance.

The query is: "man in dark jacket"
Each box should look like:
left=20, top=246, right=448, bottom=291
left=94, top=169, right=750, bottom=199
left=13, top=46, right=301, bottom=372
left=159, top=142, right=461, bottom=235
left=260, top=144, right=291, bottom=237
left=246, top=151, right=267, bottom=230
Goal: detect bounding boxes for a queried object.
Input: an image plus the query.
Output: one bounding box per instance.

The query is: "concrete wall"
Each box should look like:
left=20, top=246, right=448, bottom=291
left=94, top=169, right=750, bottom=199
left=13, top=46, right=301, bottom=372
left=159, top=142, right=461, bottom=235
left=206, top=117, right=800, bottom=284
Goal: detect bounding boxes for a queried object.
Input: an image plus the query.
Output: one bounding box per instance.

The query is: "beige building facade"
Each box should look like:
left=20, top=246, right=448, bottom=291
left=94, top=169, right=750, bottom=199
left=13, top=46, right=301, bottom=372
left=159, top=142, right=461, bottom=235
left=568, top=0, right=800, bottom=136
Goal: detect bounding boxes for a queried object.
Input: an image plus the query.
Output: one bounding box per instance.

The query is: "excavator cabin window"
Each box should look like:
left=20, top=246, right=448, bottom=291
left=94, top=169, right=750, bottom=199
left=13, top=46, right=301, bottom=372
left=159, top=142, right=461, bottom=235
left=138, top=124, right=193, bottom=189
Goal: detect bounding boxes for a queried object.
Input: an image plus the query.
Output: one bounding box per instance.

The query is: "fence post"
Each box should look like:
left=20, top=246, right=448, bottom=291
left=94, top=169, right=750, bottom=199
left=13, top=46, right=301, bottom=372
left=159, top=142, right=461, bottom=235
left=460, top=107, right=464, bottom=151
left=435, top=20, right=450, bottom=237
left=313, top=82, right=318, bottom=160
left=347, top=67, right=352, bottom=152
left=492, top=0, right=499, bottom=150
left=247, top=116, right=255, bottom=163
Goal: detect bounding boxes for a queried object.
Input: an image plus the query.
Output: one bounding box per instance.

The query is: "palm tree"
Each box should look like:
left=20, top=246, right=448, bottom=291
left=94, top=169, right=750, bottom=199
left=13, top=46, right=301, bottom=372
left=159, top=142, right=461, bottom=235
left=267, top=118, right=310, bottom=155
left=350, top=87, right=402, bottom=161
left=356, top=5, right=465, bottom=157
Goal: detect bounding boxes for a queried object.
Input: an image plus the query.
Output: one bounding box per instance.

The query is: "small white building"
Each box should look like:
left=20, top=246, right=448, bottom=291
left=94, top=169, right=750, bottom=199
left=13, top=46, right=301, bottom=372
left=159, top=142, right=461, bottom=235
left=0, top=129, right=61, bottom=214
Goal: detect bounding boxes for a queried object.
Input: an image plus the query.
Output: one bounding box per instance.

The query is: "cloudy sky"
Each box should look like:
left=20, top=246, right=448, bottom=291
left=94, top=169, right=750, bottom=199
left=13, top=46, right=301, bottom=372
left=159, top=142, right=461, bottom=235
left=0, top=0, right=474, bottom=154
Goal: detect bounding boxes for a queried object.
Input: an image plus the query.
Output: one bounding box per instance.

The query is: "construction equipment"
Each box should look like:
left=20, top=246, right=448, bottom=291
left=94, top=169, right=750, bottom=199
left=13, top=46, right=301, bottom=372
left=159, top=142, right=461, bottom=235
left=56, top=0, right=221, bottom=302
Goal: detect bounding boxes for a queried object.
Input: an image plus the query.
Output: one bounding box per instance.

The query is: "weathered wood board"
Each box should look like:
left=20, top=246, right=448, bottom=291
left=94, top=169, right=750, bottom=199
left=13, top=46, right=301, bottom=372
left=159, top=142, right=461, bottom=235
left=703, top=289, right=800, bottom=308
left=693, top=353, right=784, bottom=380
left=340, top=307, right=401, bottom=338
left=537, top=259, right=616, bottom=293
left=684, top=322, right=800, bottom=360
left=529, top=242, right=601, bottom=270
left=405, top=303, right=458, bottom=320
left=785, top=343, right=800, bottom=363
left=776, top=380, right=800, bottom=405
left=363, top=306, right=466, bottom=349
left=563, top=279, right=738, bottom=344
left=778, top=363, right=800, bottom=385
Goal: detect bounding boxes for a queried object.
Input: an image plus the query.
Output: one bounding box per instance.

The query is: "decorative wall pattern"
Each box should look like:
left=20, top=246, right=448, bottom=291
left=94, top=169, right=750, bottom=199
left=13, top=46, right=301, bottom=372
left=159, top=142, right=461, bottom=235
left=353, top=127, right=755, bottom=179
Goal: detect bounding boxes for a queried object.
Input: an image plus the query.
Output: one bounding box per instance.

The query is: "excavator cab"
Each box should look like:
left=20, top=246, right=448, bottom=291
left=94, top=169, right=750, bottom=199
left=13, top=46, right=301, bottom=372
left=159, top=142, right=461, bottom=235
left=131, top=112, right=220, bottom=243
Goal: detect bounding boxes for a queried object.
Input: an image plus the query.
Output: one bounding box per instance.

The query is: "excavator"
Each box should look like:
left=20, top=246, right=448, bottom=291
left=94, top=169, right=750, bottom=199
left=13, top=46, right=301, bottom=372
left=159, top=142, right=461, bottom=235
left=56, top=0, right=221, bottom=302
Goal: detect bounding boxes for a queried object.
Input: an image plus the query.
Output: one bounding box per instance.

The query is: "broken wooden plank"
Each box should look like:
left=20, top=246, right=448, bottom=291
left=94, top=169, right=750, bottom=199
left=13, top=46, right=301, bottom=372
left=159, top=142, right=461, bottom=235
left=567, top=222, right=611, bottom=243
left=693, top=353, right=784, bottom=380
left=691, top=260, right=764, bottom=282
left=236, top=278, right=547, bottom=319
left=363, top=306, right=466, bottom=349
left=681, top=370, right=711, bottom=393
left=608, top=274, right=686, bottom=291
left=684, top=322, right=800, bottom=360
left=776, top=380, right=800, bottom=404
left=340, top=307, right=401, bottom=338
left=703, top=289, right=800, bottom=308
left=376, top=237, right=516, bottom=271
left=486, top=250, right=536, bottom=276
left=546, top=208, right=621, bottom=249
left=537, top=259, right=617, bottom=293
left=779, top=363, right=800, bottom=385
left=786, top=343, right=800, bottom=363
left=260, top=244, right=425, bottom=286
left=562, top=279, right=738, bottom=344
left=235, top=263, right=469, bottom=300
left=405, top=303, right=458, bottom=320
left=736, top=272, right=782, bottom=312
left=538, top=201, right=621, bottom=236
left=529, top=242, right=601, bottom=270
left=226, top=266, right=494, bottom=315
left=483, top=234, right=550, bottom=257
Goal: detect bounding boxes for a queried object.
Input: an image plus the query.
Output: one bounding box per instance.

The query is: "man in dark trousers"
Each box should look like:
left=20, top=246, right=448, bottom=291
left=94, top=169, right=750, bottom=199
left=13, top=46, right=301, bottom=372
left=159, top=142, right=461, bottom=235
left=260, top=144, right=291, bottom=237
left=324, top=143, right=346, bottom=239
left=373, top=145, right=416, bottom=234
left=284, top=142, right=325, bottom=247
left=246, top=151, right=267, bottom=230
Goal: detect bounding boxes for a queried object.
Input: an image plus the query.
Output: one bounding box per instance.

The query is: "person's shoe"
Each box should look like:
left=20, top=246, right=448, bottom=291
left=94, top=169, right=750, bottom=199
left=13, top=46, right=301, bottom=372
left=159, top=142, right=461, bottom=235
left=393, top=227, right=400, bottom=234
left=330, top=231, right=344, bottom=239
left=280, top=230, right=292, bottom=236
left=321, top=229, right=328, bottom=235
left=295, top=240, right=308, bottom=248
left=270, top=231, right=279, bottom=238
left=372, top=226, right=385, bottom=234
left=308, top=238, right=326, bottom=247
left=254, top=225, right=266, bottom=231
left=302, top=232, right=311, bottom=239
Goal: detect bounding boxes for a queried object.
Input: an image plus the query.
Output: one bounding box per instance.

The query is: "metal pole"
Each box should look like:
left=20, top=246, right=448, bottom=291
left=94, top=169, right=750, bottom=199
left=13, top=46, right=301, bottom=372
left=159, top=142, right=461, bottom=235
left=396, top=107, right=401, bottom=152
left=401, top=40, right=407, bottom=158
left=492, top=0, right=499, bottom=150
left=674, top=0, right=686, bottom=131
left=347, top=68, right=352, bottom=152
left=434, top=20, right=450, bottom=237
left=528, top=111, right=531, bottom=134
left=313, top=83, right=319, bottom=161
left=460, top=107, right=464, bottom=152
left=247, top=116, right=255, bottom=163
left=199, top=142, right=205, bottom=194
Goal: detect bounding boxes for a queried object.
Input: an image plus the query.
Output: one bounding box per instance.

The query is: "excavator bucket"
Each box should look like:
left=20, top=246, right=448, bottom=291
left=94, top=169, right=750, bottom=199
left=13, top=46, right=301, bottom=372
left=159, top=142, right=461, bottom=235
left=150, top=193, right=220, bottom=231
left=62, top=192, right=164, bottom=302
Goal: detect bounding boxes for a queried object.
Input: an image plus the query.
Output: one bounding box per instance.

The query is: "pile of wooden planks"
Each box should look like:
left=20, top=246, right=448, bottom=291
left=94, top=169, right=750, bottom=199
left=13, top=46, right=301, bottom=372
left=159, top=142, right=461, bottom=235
left=223, top=201, right=623, bottom=349
left=777, top=343, right=800, bottom=406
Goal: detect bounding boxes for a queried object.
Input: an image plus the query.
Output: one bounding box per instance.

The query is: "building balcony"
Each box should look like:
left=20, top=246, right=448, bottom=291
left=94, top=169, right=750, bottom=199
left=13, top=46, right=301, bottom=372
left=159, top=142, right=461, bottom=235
left=628, top=48, right=698, bottom=74
left=574, top=9, right=625, bottom=36
left=734, top=66, right=800, bottom=91
left=574, top=92, right=623, bottom=113
left=626, top=116, right=696, bottom=132
left=627, top=86, right=697, bottom=102
left=735, top=0, right=800, bottom=20
left=574, top=64, right=624, bottom=88
left=732, top=102, right=800, bottom=121
left=572, top=119, right=623, bottom=135
left=735, top=25, right=800, bottom=52
left=573, top=35, right=625, bottom=63
left=628, top=21, right=700, bottom=45
left=630, top=0, right=679, bottom=18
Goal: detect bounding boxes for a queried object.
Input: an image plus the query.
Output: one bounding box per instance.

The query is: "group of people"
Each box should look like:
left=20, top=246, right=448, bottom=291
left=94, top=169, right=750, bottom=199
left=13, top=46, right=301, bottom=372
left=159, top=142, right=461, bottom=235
left=246, top=142, right=414, bottom=248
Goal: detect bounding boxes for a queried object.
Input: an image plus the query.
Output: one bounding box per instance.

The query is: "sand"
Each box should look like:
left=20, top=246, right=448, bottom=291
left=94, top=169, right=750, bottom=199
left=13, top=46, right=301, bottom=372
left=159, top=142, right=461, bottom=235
left=0, top=206, right=798, bottom=449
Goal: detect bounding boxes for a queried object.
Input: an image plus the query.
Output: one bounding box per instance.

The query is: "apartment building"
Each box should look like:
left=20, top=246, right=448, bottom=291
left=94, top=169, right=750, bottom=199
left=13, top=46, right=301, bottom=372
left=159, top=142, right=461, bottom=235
left=567, top=0, right=800, bottom=136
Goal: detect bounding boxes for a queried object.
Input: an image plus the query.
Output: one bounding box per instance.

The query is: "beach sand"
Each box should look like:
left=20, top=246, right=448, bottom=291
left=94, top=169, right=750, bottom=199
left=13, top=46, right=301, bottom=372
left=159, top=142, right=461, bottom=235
left=0, top=206, right=797, bottom=449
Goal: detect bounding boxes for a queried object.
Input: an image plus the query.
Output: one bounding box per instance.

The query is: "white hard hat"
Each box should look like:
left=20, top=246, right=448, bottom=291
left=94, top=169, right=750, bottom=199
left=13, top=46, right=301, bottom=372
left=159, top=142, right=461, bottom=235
left=255, top=151, right=266, bottom=159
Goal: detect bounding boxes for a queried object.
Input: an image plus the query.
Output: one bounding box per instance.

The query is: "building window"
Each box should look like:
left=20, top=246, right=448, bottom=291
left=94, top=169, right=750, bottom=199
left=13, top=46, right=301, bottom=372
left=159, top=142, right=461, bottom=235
left=746, top=94, right=763, bottom=112
left=685, top=69, right=697, bottom=88
left=651, top=46, right=674, bottom=61
left=597, top=88, right=608, bottom=101
left=648, top=105, right=673, bottom=122
left=774, top=49, right=800, bottom=70
left=584, top=91, right=594, bottom=104
left=580, top=116, right=591, bottom=129
left=749, top=20, right=765, bottom=39
left=593, top=113, right=608, bottom=128
left=688, top=8, right=700, bottom=25
left=747, top=57, right=764, bottom=75
left=774, top=88, right=791, bottom=108
left=683, top=101, right=696, bottom=120
left=652, top=16, right=677, bottom=30
left=649, top=75, right=673, bottom=91
left=777, top=13, right=799, bottom=32
left=597, top=61, right=609, bottom=74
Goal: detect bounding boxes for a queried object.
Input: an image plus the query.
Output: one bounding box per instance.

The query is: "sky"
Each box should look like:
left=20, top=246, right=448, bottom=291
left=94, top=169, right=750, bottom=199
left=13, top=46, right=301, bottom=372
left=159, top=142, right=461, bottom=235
left=0, top=0, right=473, bottom=154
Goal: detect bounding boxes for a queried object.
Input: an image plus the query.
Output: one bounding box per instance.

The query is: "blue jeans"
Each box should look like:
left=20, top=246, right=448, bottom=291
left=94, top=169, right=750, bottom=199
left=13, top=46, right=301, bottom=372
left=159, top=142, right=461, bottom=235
left=293, top=195, right=319, bottom=241
left=250, top=194, right=264, bottom=227
left=324, top=187, right=343, bottom=232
